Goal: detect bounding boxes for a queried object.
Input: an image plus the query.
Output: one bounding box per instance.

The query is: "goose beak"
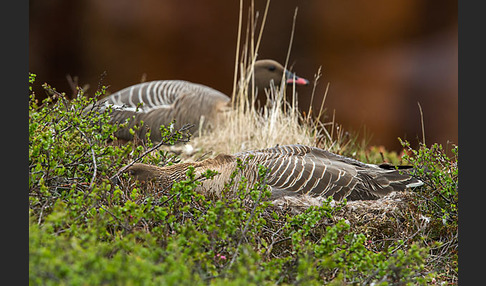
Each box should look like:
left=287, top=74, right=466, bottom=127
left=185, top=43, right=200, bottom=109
left=285, top=70, right=310, bottom=85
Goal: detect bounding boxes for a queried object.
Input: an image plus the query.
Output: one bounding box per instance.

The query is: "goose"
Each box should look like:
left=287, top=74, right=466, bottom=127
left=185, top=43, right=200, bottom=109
left=90, top=60, right=309, bottom=142
left=123, top=144, right=423, bottom=201
left=250, top=59, right=309, bottom=106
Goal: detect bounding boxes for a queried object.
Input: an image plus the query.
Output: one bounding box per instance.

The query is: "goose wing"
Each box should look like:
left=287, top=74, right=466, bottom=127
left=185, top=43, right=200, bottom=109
left=236, top=145, right=358, bottom=200
left=91, top=80, right=230, bottom=141
left=237, top=144, right=422, bottom=200
left=101, top=80, right=228, bottom=112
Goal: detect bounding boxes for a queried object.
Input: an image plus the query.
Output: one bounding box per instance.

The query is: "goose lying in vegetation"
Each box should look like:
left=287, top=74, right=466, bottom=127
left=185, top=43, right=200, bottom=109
left=90, top=60, right=309, bottom=142
left=124, top=144, right=423, bottom=201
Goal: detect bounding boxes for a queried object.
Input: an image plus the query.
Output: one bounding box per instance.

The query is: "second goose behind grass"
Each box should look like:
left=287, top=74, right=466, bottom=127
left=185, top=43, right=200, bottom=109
left=90, top=60, right=309, bottom=142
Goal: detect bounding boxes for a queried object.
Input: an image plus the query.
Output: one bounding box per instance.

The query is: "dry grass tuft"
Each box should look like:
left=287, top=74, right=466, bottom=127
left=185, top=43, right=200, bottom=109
left=193, top=78, right=319, bottom=155
left=168, top=1, right=357, bottom=159
left=186, top=1, right=330, bottom=156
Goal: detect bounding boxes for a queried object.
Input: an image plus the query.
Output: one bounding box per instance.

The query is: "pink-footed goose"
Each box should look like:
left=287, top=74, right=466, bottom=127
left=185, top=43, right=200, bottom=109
left=91, top=60, right=309, bottom=142
left=124, top=144, right=423, bottom=201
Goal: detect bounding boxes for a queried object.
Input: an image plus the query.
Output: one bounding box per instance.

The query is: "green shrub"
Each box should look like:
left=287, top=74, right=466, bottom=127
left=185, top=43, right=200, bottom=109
left=399, top=139, right=458, bottom=281
left=29, top=74, right=440, bottom=285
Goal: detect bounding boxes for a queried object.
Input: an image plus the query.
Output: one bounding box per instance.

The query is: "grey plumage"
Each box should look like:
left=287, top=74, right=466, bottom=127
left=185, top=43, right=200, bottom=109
left=103, top=80, right=228, bottom=112
left=88, top=60, right=309, bottom=142
left=94, top=80, right=230, bottom=142
left=124, top=144, right=423, bottom=201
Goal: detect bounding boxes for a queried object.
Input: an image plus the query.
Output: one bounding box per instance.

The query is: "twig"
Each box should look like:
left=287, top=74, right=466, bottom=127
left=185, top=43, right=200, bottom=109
left=89, top=146, right=97, bottom=189
left=158, top=193, right=179, bottom=207
left=254, top=0, right=271, bottom=58
left=109, top=124, right=193, bottom=183
left=231, top=0, right=244, bottom=104
left=283, top=7, right=298, bottom=73
left=66, top=74, right=79, bottom=98
left=307, top=66, right=322, bottom=121
left=37, top=200, right=50, bottom=225
left=96, top=71, right=107, bottom=94
left=99, top=205, right=131, bottom=232
left=228, top=169, right=269, bottom=268
left=272, top=236, right=291, bottom=246
left=316, top=82, right=330, bottom=123
left=73, top=126, right=98, bottom=191
left=417, top=102, right=426, bottom=145
left=195, top=151, right=213, bottom=162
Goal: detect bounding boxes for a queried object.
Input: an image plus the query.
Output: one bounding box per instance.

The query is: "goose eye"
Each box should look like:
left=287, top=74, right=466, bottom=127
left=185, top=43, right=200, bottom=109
left=268, top=65, right=276, bottom=72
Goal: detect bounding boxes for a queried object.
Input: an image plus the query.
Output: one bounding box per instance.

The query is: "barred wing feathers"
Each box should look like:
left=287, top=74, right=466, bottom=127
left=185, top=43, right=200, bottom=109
left=94, top=80, right=230, bottom=141
left=124, top=144, right=423, bottom=201
left=236, top=145, right=422, bottom=200
left=102, top=80, right=229, bottom=112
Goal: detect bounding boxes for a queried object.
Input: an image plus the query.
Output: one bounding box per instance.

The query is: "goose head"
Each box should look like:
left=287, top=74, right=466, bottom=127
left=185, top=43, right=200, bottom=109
left=125, top=163, right=173, bottom=189
left=252, top=59, right=309, bottom=89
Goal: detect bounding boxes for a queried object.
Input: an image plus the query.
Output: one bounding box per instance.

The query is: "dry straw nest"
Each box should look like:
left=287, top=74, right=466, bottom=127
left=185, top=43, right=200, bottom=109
left=269, top=191, right=427, bottom=247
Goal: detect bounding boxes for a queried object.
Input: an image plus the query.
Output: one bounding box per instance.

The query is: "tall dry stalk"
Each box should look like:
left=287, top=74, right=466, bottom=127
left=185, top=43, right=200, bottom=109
left=192, top=0, right=341, bottom=155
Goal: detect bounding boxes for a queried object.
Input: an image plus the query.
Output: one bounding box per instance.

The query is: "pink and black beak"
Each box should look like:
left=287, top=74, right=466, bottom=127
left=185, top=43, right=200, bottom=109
left=284, top=69, right=310, bottom=86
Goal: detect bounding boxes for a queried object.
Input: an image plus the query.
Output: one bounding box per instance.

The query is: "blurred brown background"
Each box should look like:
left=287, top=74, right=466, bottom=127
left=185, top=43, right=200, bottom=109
left=29, top=0, right=457, bottom=152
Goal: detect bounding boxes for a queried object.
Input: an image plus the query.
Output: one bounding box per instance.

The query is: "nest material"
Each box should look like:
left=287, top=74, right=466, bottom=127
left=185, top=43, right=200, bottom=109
left=270, top=191, right=412, bottom=215
left=269, top=191, right=421, bottom=241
